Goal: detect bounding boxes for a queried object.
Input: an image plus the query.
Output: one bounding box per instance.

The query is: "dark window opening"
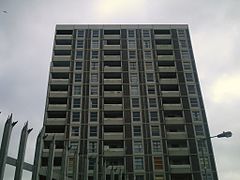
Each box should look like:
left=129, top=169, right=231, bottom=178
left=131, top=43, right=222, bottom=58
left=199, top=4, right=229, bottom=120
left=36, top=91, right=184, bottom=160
left=161, top=84, right=179, bottom=91
left=162, top=97, right=181, bottom=104
left=164, top=110, right=183, bottom=117
left=50, top=85, right=68, bottom=91
left=104, top=50, right=121, bottom=56
left=56, top=30, right=73, bottom=35
left=52, top=61, right=70, bottom=67
left=104, top=72, right=121, bottom=79
left=154, top=29, right=170, bottom=35
left=51, top=73, right=69, bottom=79
left=104, top=140, right=124, bottom=148
left=55, top=39, right=72, bottom=45
left=47, top=111, right=66, bottom=118
left=166, top=124, right=185, bottom=132
left=54, top=50, right=71, bottom=56
left=104, top=30, right=120, bottom=35
left=48, top=98, right=67, bottom=104
left=158, top=61, right=175, bottom=67
left=157, top=50, right=173, bottom=55
left=104, top=125, right=123, bottom=132
left=104, top=111, right=123, bottom=118
left=45, top=125, right=65, bottom=133
left=104, top=61, right=121, bottom=67
left=159, top=72, right=176, bottom=79
left=104, top=98, right=122, bottom=104
left=105, top=39, right=120, bottom=45
left=155, top=39, right=171, bottom=45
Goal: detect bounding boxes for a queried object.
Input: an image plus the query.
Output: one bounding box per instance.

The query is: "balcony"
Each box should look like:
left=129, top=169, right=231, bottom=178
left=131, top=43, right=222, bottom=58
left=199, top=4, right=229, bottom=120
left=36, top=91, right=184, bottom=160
left=104, top=91, right=122, bottom=97
left=158, top=66, right=176, bottom=72
left=166, top=132, right=188, bottom=139
left=49, top=91, right=68, bottom=97
left=104, top=132, right=124, bottom=140
left=104, top=146, right=125, bottom=156
left=159, top=78, right=178, bottom=84
left=55, top=34, right=72, bottom=39
left=157, top=55, right=174, bottom=61
left=154, top=34, right=171, bottom=39
left=104, top=55, right=121, bottom=61
left=104, top=118, right=123, bottom=125
left=104, top=79, right=122, bottom=84
left=168, top=148, right=189, bottom=156
left=165, top=117, right=185, bottom=124
left=50, top=79, right=69, bottom=84
left=50, top=66, right=70, bottom=72
left=46, top=118, right=66, bottom=125
left=104, top=104, right=123, bottom=110
left=156, top=45, right=173, bottom=49
left=48, top=104, right=68, bottom=111
left=170, top=164, right=191, bottom=173
left=161, top=91, right=180, bottom=97
left=104, top=66, right=122, bottom=72
left=53, top=55, right=71, bottom=61
left=54, top=45, right=72, bottom=50
left=163, top=104, right=182, bottom=110
left=103, top=44, right=121, bottom=50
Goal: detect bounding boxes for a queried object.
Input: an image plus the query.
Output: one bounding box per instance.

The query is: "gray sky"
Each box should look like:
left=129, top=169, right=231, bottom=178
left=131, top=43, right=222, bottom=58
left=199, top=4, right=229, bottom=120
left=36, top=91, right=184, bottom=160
left=0, top=0, right=240, bottom=179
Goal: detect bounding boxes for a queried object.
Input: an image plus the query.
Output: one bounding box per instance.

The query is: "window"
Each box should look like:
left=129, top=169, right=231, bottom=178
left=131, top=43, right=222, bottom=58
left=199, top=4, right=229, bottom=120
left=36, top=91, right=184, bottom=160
left=74, top=73, right=82, bottom=82
left=76, top=51, right=83, bottom=59
left=177, top=29, right=185, bottom=38
left=90, top=85, right=98, bottom=95
left=149, top=98, right=157, bottom=108
left=88, top=158, right=96, bottom=170
left=77, top=30, right=84, bottom=38
left=131, top=85, right=139, bottom=95
left=91, top=73, right=98, bottom=82
left=185, top=73, right=194, bottom=81
left=69, top=141, right=78, bottom=151
left=92, top=30, right=99, bottom=38
left=188, top=85, right=196, bottom=94
left=129, top=51, right=136, bottom=59
left=74, top=85, right=81, bottom=95
left=149, top=111, right=158, bottom=121
left=195, top=125, right=204, bottom=136
left=190, top=97, right=199, bottom=107
left=145, top=62, right=154, bottom=70
left=143, top=40, right=151, bottom=48
left=133, top=126, right=142, bottom=137
left=128, top=30, right=135, bottom=38
left=179, top=39, right=187, bottom=48
left=91, top=39, right=99, bottom=49
left=130, top=62, right=137, bottom=70
left=152, top=141, right=161, bottom=152
left=90, top=126, right=97, bottom=137
left=142, top=30, right=150, bottom=38
left=77, top=40, right=84, bottom=48
left=155, top=175, right=164, bottom=180
left=135, top=157, right=144, bottom=170
left=135, top=175, right=144, bottom=180
left=90, top=112, right=98, bottom=122
left=132, top=111, right=141, bottom=121
left=144, top=51, right=152, bottom=59
left=132, top=98, right=140, bottom=108
left=181, top=50, right=190, bottom=59
left=197, top=140, right=207, bottom=153
left=130, top=73, right=138, bottom=84
left=75, top=62, right=82, bottom=70
left=192, top=111, right=201, bottom=121
left=88, top=141, right=97, bottom=153
left=91, top=62, right=99, bottom=70
left=128, top=40, right=136, bottom=49
left=147, top=85, right=156, bottom=94
left=183, top=62, right=191, bottom=70
left=71, top=126, right=79, bottom=136
left=72, top=112, right=80, bottom=122
left=90, top=99, right=98, bottom=108
left=134, top=141, right=143, bottom=153
left=146, top=73, right=154, bottom=82
left=154, top=157, right=163, bottom=170
left=199, top=157, right=210, bottom=169
left=91, top=51, right=99, bottom=59
left=73, top=98, right=81, bottom=108
left=151, top=126, right=160, bottom=136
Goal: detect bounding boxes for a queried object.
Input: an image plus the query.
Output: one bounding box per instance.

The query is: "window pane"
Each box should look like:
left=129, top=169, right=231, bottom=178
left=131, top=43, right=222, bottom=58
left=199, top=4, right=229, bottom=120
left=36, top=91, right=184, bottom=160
left=150, top=111, right=158, bottom=121
left=75, top=74, right=82, bottom=82
left=129, top=51, right=136, bottom=59
left=76, top=51, right=83, bottom=59
left=132, top=98, right=140, bottom=108
left=73, top=98, right=81, bottom=108
left=72, top=112, right=80, bottom=122
left=134, top=141, right=143, bottom=153
left=74, top=85, right=81, bottom=95
left=135, top=157, right=144, bottom=170
left=133, top=126, right=142, bottom=136
left=75, top=62, right=82, bottom=70
left=90, top=112, right=98, bottom=122
left=90, top=126, right=97, bottom=137
left=128, top=30, right=135, bottom=38
left=153, top=141, right=161, bottom=152
left=151, top=126, right=160, bottom=136
left=132, top=111, right=141, bottom=121
left=77, top=40, right=84, bottom=48
left=71, top=126, right=79, bottom=136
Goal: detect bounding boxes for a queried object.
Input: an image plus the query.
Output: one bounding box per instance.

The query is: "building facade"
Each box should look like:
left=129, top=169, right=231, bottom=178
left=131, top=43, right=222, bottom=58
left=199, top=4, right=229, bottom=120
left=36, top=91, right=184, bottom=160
left=36, top=24, right=218, bottom=180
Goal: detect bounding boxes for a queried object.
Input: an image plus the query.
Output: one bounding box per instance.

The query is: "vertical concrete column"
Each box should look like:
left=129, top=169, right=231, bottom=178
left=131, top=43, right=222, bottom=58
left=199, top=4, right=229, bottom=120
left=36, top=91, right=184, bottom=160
left=0, top=114, right=17, bottom=180
left=14, top=122, right=32, bottom=180
left=73, top=149, right=79, bottom=180
left=60, top=145, right=67, bottom=180
left=32, top=128, right=45, bottom=180
left=46, top=136, right=55, bottom=180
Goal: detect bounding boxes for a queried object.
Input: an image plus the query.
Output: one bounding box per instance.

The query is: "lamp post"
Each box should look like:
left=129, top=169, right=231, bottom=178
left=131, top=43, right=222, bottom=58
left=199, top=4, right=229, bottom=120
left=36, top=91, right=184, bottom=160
left=199, top=131, right=232, bottom=180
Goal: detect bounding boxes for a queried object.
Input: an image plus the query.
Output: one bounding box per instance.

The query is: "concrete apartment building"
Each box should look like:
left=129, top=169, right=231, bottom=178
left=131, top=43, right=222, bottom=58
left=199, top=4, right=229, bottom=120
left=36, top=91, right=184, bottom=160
left=36, top=24, right=218, bottom=180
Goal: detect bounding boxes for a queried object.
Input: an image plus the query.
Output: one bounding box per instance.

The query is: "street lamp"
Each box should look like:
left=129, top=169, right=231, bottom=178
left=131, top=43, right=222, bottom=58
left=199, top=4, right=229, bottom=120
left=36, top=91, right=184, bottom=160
left=199, top=131, right=232, bottom=180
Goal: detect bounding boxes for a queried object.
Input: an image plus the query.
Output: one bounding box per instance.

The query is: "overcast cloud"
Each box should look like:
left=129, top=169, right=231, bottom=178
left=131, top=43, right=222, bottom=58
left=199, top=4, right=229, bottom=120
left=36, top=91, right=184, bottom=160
left=0, top=0, right=240, bottom=179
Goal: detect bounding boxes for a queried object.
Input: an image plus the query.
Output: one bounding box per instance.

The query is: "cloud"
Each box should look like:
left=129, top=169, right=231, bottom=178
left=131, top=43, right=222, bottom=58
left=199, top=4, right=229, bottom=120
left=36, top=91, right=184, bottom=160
left=209, top=73, right=240, bottom=103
